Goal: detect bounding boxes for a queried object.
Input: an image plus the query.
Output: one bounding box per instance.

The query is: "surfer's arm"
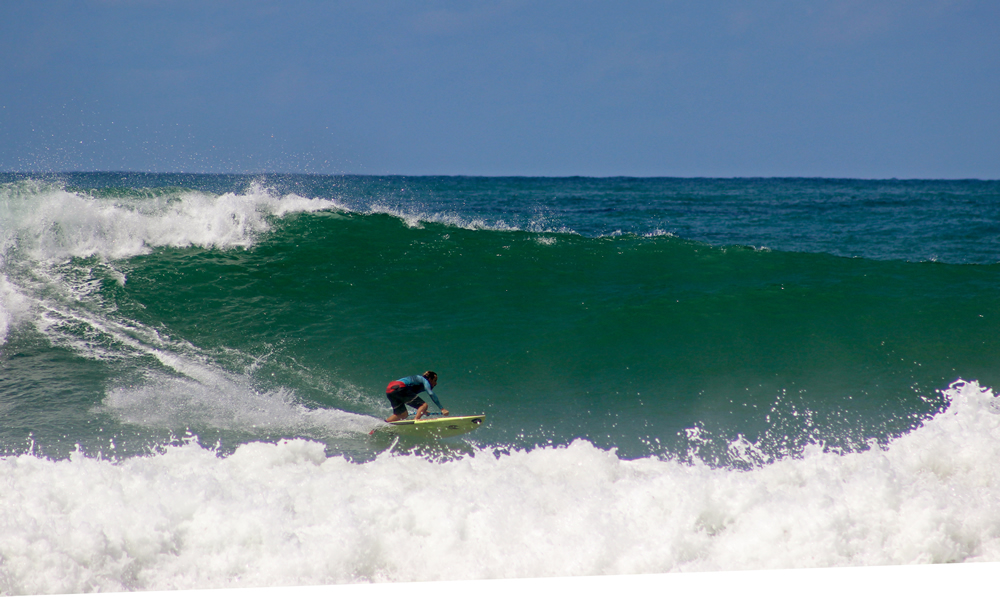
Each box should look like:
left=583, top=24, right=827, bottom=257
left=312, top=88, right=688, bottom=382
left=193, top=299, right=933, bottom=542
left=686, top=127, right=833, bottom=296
left=421, top=377, right=445, bottom=411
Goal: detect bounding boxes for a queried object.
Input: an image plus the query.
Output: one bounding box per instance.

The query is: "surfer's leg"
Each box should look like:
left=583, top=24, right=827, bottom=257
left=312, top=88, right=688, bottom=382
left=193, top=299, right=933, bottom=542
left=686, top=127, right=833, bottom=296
left=413, top=402, right=429, bottom=420
left=386, top=388, right=410, bottom=422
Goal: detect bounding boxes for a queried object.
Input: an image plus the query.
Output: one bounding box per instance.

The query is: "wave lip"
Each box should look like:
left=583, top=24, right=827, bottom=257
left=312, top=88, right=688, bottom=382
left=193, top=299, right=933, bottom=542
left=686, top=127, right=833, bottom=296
left=0, top=180, right=342, bottom=345
left=0, top=180, right=342, bottom=262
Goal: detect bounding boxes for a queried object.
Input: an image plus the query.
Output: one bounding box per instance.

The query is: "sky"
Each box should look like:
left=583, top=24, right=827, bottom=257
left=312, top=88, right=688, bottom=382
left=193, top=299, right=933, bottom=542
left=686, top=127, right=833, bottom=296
left=1, top=0, right=998, bottom=178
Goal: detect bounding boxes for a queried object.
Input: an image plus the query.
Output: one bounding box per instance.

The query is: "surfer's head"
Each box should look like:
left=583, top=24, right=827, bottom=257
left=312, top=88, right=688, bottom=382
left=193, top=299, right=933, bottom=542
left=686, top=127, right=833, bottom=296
left=423, top=370, right=438, bottom=387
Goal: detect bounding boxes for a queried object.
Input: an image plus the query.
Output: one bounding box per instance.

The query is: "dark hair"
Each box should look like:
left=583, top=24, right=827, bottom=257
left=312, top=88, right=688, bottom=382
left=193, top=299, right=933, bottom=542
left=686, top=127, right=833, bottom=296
left=423, top=370, right=437, bottom=381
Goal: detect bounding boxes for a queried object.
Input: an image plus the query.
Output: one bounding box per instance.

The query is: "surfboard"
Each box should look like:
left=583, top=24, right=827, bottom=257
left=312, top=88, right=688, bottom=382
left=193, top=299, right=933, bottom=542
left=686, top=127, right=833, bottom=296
left=379, top=415, right=486, bottom=439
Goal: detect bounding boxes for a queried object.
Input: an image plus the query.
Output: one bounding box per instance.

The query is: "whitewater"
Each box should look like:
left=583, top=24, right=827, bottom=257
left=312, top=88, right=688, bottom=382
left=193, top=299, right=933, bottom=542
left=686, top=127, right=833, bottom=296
left=1, top=381, right=998, bottom=594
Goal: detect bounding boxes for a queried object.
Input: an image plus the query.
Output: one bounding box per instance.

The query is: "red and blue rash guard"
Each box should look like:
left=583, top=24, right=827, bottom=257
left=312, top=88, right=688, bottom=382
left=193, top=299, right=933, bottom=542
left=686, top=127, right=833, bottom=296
left=387, top=375, right=444, bottom=411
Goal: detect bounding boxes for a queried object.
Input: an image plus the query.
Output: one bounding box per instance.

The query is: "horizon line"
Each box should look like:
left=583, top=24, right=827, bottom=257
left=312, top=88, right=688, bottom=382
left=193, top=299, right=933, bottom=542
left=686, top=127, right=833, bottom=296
left=2, top=170, right=997, bottom=183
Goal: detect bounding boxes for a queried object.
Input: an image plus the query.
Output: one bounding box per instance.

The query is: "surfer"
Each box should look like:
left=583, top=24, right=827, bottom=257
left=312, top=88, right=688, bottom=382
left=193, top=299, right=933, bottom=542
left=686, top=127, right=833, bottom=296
left=384, top=371, right=450, bottom=422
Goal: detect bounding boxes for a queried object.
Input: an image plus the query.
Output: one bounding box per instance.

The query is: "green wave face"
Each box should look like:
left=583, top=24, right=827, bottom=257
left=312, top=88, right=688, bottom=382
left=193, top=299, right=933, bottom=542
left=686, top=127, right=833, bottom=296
left=2, top=174, right=999, bottom=462
left=111, top=211, right=1000, bottom=459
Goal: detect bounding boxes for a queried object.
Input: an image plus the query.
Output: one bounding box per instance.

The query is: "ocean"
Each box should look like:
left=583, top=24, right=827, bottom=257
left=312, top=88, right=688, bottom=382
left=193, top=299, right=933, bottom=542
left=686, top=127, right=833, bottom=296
left=1, top=173, right=999, bottom=593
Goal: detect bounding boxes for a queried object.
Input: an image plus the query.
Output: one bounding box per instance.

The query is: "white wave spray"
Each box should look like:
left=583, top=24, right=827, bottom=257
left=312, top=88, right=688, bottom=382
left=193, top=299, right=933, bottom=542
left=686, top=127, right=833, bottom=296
left=1, top=381, right=998, bottom=594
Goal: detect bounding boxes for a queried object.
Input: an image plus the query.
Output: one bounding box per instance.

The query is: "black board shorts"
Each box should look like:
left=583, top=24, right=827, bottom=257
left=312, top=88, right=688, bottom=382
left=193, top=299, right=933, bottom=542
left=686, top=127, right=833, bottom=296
left=386, top=380, right=426, bottom=416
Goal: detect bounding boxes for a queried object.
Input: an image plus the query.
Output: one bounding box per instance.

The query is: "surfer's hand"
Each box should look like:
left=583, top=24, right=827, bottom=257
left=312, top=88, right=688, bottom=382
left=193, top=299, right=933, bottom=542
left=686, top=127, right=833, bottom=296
left=441, top=409, right=450, bottom=416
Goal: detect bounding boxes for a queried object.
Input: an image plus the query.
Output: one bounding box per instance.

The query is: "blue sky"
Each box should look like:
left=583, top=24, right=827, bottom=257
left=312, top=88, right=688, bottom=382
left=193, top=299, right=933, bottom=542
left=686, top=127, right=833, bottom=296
left=2, top=0, right=998, bottom=177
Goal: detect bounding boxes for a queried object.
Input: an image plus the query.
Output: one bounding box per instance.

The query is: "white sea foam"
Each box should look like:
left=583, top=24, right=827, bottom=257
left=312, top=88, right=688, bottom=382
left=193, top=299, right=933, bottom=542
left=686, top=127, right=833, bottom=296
left=1, top=380, right=998, bottom=594
left=0, top=181, right=341, bottom=263
left=356, top=200, right=578, bottom=236
left=361, top=201, right=519, bottom=232
left=102, top=373, right=379, bottom=438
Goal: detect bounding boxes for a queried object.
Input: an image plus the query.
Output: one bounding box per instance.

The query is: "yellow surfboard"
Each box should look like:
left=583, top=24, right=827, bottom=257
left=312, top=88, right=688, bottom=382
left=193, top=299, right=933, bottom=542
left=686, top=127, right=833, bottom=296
left=382, top=415, right=486, bottom=439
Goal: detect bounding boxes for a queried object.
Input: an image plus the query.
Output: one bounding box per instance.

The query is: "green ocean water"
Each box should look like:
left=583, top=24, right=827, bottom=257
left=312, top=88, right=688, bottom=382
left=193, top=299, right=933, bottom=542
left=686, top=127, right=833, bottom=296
left=1, top=174, right=998, bottom=463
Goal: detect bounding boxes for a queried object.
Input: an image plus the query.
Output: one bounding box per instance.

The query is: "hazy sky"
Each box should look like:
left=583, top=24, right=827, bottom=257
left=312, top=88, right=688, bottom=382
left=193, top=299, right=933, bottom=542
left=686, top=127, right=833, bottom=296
left=2, top=0, right=998, bottom=177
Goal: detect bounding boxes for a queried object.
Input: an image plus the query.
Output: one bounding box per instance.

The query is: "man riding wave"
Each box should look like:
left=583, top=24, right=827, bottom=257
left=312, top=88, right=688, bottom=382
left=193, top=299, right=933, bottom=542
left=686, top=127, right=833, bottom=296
left=384, top=370, right=449, bottom=422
